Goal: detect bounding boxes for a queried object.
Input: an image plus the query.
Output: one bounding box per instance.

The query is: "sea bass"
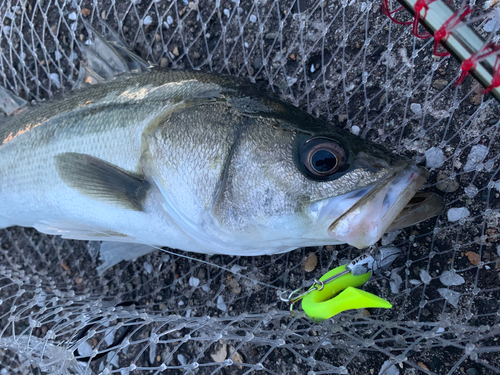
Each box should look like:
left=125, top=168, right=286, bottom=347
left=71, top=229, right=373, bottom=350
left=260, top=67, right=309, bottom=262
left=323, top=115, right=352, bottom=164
left=0, top=31, right=442, bottom=268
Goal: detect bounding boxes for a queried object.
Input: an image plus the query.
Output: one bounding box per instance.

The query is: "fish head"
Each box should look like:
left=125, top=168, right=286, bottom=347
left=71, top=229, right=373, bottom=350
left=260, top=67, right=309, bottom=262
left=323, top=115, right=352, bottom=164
left=207, top=111, right=440, bottom=251
left=147, top=97, right=441, bottom=253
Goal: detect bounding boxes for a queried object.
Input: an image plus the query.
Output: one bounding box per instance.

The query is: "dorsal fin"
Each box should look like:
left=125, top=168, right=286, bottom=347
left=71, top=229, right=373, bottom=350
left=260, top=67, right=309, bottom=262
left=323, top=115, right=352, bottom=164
left=0, top=86, right=27, bottom=116
left=73, top=20, right=151, bottom=89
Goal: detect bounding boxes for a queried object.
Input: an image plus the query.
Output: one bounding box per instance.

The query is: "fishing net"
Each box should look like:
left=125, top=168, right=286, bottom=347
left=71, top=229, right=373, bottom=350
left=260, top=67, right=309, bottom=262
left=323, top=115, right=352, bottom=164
left=1, top=0, right=500, bottom=374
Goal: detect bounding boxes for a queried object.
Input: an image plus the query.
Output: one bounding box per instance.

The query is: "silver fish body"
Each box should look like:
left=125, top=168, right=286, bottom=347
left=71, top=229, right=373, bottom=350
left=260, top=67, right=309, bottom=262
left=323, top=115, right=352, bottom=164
left=0, top=70, right=439, bottom=260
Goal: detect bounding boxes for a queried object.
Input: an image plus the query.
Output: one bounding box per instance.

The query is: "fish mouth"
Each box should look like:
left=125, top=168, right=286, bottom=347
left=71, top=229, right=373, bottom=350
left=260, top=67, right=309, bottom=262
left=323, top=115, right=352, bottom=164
left=327, top=165, right=443, bottom=249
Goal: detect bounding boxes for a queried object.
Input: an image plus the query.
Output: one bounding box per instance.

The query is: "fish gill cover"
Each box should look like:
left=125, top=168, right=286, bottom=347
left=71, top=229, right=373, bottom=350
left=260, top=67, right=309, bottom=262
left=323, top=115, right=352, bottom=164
left=0, top=0, right=499, bottom=374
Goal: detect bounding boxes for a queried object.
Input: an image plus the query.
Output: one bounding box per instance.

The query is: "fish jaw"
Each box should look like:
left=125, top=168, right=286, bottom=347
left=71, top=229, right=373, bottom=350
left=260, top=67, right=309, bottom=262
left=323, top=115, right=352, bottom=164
left=325, top=165, right=430, bottom=249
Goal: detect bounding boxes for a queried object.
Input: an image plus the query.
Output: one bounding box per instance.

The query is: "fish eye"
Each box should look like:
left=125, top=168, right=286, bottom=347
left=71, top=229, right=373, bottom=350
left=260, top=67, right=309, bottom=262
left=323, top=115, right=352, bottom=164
left=301, top=138, right=347, bottom=179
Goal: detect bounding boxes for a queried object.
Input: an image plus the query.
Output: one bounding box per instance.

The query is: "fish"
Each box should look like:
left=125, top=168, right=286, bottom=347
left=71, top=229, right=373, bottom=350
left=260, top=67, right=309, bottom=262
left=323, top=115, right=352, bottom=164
left=0, top=25, right=443, bottom=271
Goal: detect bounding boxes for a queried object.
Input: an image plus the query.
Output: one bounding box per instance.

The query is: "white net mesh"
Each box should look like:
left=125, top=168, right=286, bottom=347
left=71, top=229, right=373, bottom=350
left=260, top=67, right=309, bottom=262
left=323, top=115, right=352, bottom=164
left=1, top=0, right=500, bottom=374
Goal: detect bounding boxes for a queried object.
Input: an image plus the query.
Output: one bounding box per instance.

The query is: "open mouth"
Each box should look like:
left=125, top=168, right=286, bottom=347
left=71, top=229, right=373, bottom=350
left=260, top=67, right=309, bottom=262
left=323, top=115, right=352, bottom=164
left=327, top=165, right=443, bottom=249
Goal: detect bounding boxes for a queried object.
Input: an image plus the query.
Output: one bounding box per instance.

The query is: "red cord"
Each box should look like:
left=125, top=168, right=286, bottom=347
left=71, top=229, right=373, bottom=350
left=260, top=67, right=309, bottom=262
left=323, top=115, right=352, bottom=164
left=433, top=5, right=473, bottom=57
left=457, top=43, right=500, bottom=86
left=412, top=0, right=438, bottom=39
left=381, top=0, right=439, bottom=38
left=482, top=55, right=500, bottom=94
left=381, top=0, right=412, bottom=25
left=381, top=1, right=500, bottom=92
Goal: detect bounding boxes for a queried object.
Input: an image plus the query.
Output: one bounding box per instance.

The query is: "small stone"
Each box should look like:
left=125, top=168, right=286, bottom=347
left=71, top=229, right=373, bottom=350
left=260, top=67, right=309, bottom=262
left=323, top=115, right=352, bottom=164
left=425, top=147, right=445, bottom=168
left=420, top=269, right=432, bottom=284
left=289, top=53, right=296, bottom=60
left=217, top=295, right=226, bottom=311
left=466, top=368, right=479, bottom=375
left=188, top=2, right=197, bottom=10
left=211, top=341, right=227, bottom=362
left=193, top=51, right=200, bottom=59
left=229, top=346, right=244, bottom=369
left=438, top=288, right=461, bottom=308
left=155, top=33, right=161, bottom=42
left=432, top=79, right=448, bottom=90
left=351, top=125, right=360, bottom=135
left=101, top=10, right=106, bottom=19
left=253, top=57, right=263, bottom=70
left=160, top=57, right=169, bottom=68
left=61, top=260, right=71, bottom=275
left=470, top=83, right=482, bottom=106
left=265, top=32, right=277, bottom=40
left=198, top=268, right=206, bottom=279
left=338, top=114, right=347, bottom=123
left=464, top=145, right=488, bottom=172
left=417, top=362, right=429, bottom=371
left=81, top=8, right=91, bottom=17
left=447, top=207, right=470, bottom=222
left=465, top=185, right=478, bottom=198
left=470, top=93, right=482, bottom=106
left=465, top=251, right=480, bottom=266
left=172, top=46, right=179, bottom=56
left=189, top=276, right=200, bottom=287
left=436, top=173, right=459, bottom=193
left=325, top=245, right=335, bottom=251
left=440, top=270, right=465, bottom=286
left=75, top=277, right=83, bottom=285
left=304, top=252, right=318, bottom=272
left=177, top=354, right=187, bottom=366
left=379, top=360, right=399, bottom=375
left=226, top=275, right=242, bottom=294
left=410, top=103, right=422, bottom=115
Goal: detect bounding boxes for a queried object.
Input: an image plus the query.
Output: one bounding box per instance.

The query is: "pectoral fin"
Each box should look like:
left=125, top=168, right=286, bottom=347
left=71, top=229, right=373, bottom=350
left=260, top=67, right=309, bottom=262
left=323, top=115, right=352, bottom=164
left=55, top=153, right=150, bottom=211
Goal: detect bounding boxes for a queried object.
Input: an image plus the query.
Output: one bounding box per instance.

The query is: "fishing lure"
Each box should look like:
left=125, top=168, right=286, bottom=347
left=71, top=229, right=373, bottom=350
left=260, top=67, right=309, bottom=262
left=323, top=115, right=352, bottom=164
left=280, top=247, right=400, bottom=321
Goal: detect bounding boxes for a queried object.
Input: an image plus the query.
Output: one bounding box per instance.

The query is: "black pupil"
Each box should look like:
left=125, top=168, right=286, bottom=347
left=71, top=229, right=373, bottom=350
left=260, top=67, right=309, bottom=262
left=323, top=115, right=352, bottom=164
left=311, top=150, right=337, bottom=173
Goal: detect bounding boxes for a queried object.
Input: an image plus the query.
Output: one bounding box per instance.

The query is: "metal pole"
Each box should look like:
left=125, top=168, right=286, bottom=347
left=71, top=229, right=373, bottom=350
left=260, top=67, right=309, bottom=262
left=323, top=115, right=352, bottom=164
left=396, top=0, right=500, bottom=103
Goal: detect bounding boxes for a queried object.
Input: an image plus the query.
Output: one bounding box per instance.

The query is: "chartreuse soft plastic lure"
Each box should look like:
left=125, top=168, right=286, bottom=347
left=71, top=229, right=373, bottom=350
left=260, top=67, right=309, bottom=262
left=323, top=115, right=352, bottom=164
left=280, top=247, right=400, bottom=322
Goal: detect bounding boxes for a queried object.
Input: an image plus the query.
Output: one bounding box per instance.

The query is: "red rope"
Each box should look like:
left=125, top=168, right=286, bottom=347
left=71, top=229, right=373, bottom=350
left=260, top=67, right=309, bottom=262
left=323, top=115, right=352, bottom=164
left=381, top=0, right=438, bottom=38
left=433, top=5, right=473, bottom=56
left=381, top=0, right=412, bottom=25
left=381, top=1, right=500, bottom=93
left=457, top=43, right=500, bottom=86
left=412, top=0, right=438, bottom=39
left=483, top=55, right=500, bottom=94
